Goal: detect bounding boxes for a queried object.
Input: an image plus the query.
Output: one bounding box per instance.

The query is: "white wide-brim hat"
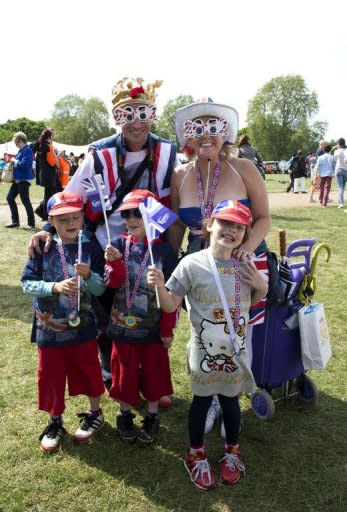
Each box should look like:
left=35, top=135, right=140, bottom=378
left=175, top=97, right=239, bottom=147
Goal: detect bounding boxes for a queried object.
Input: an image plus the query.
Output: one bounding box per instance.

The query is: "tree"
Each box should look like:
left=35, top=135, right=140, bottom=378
left=153, top=94, right=194, bottom=148
left=49, top=94, right=115, bottom=145
left=0, top=118, right=46, bottom=143
left=246, top=75, right=327, bottom=159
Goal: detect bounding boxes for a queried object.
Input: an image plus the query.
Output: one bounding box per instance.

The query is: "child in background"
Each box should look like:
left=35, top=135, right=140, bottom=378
left=104, top=189, right=177, bottom=447
left=147, top=200, right=268, bottom=490
left=21, top=192, right=106, bottom=452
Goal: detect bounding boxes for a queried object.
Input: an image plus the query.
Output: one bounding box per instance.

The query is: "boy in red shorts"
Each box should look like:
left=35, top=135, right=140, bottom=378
left=21, top=191, right=106, bottom=452
left=104, top=189, right=177, bottom=446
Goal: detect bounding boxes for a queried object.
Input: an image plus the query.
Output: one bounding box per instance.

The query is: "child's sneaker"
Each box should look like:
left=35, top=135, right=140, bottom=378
left=39, top=419, right=66, bottom=453
left=116, top=411, right=137, bottom=444
left=204, top=396, right=222, bottom=434
left=219, top=443, right=245, bottom=485
left=74, top=409, right=105, bottom=443
left=137, top=413, right=160, bottom=447
left=184, top=449, right=216, bottom=491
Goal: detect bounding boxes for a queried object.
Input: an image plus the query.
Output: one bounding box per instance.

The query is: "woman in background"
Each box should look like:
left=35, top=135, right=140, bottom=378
left=5, top=131, right=35, bottom=230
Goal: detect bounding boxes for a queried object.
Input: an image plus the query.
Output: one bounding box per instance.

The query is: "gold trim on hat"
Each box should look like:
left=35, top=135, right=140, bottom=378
left=111, top=77, right=162, bottom=111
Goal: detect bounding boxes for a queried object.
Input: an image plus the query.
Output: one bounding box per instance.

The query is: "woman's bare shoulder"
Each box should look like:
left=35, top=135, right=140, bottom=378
left=172, top=162, right=194, bottom=181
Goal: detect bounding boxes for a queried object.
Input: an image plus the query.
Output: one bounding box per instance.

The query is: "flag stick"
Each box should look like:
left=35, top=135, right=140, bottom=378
left=77, top=229, right=82, bottom=312
left=147, top=242, right=160, bottom=308
left=94, top=175, right=111, bottom=245
left=139, top=203, right=160, bottom=308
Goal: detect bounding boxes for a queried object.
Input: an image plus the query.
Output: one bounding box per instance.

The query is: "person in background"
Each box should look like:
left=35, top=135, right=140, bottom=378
left=104, top=189, right=177, bottom=446
left=316, top=144, right=334, bottom=207
left=0, top=156, right=6, bottom=179
left=57, top=150, right=71, bottom=189
left=5, top=131, right=35, bottom=230
left=333, top=138, right=347, bottom=209
left=21, top=191, right=106, bottom=452
left=290, top=150, right=307, bottom=193
left=69, top=153, right=78, bottom=176
left=35, top=129, right=61, bottom=221
left=27, top=77, right=177, bottom=406
left=286, top=153, right=296, bottom=193
left=315, top=139, right=326, bottom=159
left=147, top=200, right=268, bottom=490
left=308, top=154, right=320, bottom=203
left=237, top=134, right=265, bottom=178
left=78, top=153, right=85, bottom=168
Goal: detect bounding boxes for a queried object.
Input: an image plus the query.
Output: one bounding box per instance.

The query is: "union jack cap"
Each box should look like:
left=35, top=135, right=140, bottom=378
left=212, top=200, right=253, bottom=227
left=118, top=188, right=157, bottom=211
left=47, top=191, right=84, bottom=216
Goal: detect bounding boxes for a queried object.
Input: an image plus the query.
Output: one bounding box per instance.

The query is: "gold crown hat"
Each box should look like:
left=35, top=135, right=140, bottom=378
left=111, top=77, right=163, bottom=114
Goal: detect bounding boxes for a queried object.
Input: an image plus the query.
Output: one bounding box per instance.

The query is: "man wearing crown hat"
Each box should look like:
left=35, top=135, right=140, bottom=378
left=67, top=77, right=177, bottom=248
left=29, top=77, right=177, bottom=394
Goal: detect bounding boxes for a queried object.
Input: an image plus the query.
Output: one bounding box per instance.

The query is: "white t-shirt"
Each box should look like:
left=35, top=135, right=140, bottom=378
left=334, top=147, right=347, bottom=172
left=166, top=249, right=256, bottom=397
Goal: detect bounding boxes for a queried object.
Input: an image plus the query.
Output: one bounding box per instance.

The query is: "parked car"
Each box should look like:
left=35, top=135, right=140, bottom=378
left=263, top=161, right=281, bottom=174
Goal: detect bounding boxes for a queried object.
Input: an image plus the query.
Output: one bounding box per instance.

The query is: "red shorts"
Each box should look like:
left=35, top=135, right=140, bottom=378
left=109, top=342, right=173, bottom=407
left=38, top=339, right=105, bottom=416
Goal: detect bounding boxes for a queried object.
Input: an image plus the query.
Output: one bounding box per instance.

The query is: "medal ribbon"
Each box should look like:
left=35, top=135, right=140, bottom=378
left=195, top=158, right=222, bottom=220
left=124, top=235, right=150, bottom=312
left=207, top=249, right=241, bottom=355
left=57, top=239, right=78, bottom=321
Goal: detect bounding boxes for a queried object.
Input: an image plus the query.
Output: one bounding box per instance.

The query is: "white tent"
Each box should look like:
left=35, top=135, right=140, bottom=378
left=0, top=141, right=17, bottom=157
left=52, top=141, right=89, bottom=156
left=0, top=140, right=88, bottom=158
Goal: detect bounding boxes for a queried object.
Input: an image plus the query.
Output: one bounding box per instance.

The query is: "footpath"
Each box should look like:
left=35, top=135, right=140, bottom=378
left=0, top=190, right=341, bottom=226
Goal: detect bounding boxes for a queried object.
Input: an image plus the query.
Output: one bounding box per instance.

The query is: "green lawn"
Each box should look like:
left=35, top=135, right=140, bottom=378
left=0, top=198, right=346, bottom=511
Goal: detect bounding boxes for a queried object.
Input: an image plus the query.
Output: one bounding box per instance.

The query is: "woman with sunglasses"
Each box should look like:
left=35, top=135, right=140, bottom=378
left=171, top=98, right=270, bottom=258
left=170, top=98, right=271, bottom=437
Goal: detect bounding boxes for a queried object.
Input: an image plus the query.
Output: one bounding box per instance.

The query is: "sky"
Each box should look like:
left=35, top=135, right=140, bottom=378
left=1, top=0, right=346, bottom=145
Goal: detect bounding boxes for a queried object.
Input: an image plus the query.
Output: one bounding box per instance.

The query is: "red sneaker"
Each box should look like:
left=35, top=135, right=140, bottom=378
left=184, top=449, right=216, bottom=491
left=219, top=444, right=245, bottom=485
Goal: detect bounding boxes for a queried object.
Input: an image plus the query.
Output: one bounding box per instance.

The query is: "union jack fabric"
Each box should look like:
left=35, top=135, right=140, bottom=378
left=81, top=175, right=112, bottom=213
left=139, top=196, right=178, bottom=243
left=249, top=251, right=269, bottom=325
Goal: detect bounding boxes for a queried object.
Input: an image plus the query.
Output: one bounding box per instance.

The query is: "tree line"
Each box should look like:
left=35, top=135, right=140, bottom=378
left=0, top=75, right=329, bottom=160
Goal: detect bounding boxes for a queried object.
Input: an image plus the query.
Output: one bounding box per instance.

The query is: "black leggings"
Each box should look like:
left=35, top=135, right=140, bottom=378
left=7, top=181, right=35, bottom=226
left=188, top=394, right=240, bottom=446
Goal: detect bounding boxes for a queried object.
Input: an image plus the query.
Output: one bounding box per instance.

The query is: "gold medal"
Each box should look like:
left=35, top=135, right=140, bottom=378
left=68, top=315, right=80, bottom=327
left=124, top=315, right=137, bottom=328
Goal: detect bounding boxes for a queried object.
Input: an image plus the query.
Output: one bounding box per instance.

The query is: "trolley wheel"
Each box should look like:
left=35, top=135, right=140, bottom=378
left=250, top=389, right=275, bottom=420
left=295, top=374, right=319, bottom=405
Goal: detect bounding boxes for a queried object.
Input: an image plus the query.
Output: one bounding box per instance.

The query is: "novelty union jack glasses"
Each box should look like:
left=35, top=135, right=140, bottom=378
left=113, top=104, right=157, bottom=125
left=184, top=118, right=228, bottom=139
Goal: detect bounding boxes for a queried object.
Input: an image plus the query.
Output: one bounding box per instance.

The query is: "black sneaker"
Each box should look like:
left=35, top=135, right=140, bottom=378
left=137, top=413, right=160, bottom=447
left=39, top=420, right=66, bottom=452
left=116, top=412, right=137, bottom=444
left=5, top=223, right=19, bottom=228
left=74, top=409, right=105, bottom=443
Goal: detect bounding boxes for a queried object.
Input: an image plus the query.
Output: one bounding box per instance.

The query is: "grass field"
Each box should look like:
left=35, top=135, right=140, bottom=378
left=0, top=187, right=346, bottom=512
left=0, top=174, right=325, bottom=206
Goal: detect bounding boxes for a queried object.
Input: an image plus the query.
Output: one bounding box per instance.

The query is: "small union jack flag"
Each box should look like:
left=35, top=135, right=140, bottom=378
left=81, top=175, right=112, bottom=213
left=139, top=196, right=177, bottom=243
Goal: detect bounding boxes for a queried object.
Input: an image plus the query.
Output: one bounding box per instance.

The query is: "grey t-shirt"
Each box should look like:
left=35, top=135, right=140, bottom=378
left=166, top=249, right=255, bottom=396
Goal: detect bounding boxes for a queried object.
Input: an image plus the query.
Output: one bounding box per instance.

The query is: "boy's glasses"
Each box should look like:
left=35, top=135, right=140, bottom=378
left=184, top=118, right=228, bottom=138
left=113, top=104, right=157, bottom=125
left=120, top=208, right=142, bottom=219
left=54, top=214, right=82, bottom=225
